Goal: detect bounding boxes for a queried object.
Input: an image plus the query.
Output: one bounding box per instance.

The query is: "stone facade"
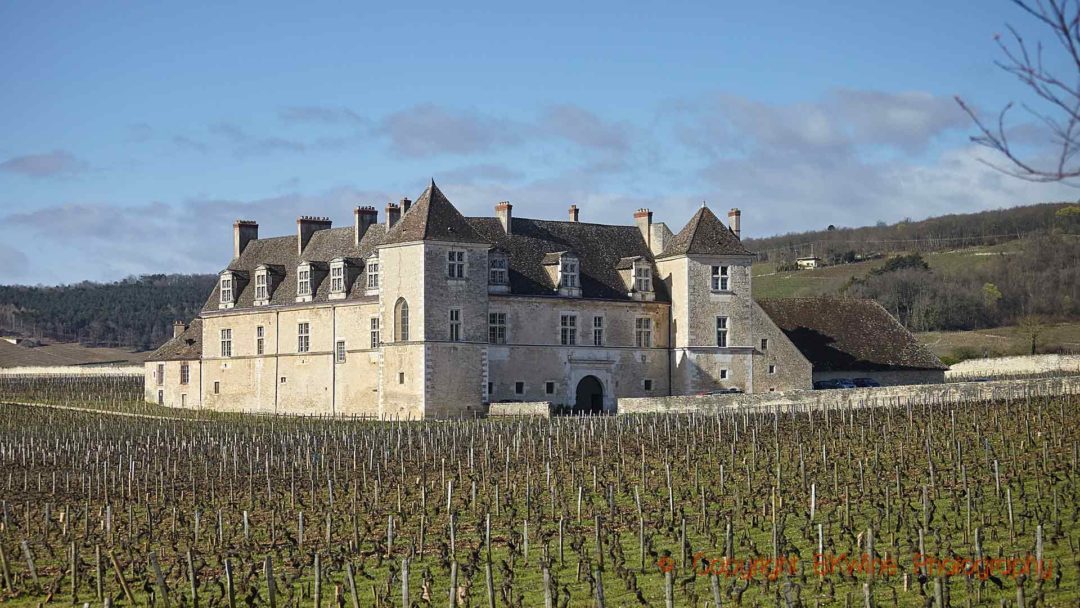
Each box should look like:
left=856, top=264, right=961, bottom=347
left=145, top=182, right=937, bottom=418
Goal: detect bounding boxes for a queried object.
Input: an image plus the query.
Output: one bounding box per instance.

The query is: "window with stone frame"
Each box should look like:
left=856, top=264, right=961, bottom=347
left=447, top=250, right=466, bottom=279
left=489, top=312, right=507, bottom=344
left=366, top=259, right=379, bottom=289
left=256, top=326, right=265, bottom=355
left=489, top=254, right=508, bottom=285
left=220, top=328, right=232, bottom=358
left=370, top=317, right=380, bottom=349
left=335, top=340, right=346, bottom=363
left=634, top=263, right=652, bottom=292
left=297, top=266, right=311, bottom=296
left=180, top=363, right=190, bottom=385
left=449, top=308, right=462, bottom=342
left=330, top=262, right=345, bottom=294
left=716, top=316, right=729, bottom=347
left=711, top=265, right=730, bottom=291
left=560, top=257, right=579, bottom=288
left=297, top=322, right=310, bottom=353
left=254, top=270, right=268, bottom=301
left=592, top=316, right=604, bottom=346
left=560, top=314, right=577, bottom=345
left=219, top=275, right=233, bottom=304
left=635, top=317, right=653, bottom=348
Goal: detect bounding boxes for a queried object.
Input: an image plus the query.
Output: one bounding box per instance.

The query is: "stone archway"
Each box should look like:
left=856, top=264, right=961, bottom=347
left=574, top=375, right=605, bottom=414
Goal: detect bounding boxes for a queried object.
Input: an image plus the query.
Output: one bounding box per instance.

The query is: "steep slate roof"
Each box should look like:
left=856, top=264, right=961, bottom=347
left=757, top=297, right=946, bottom=371
left=467, top=217, right=668, bottom=301
left=383, top=181, right=489, bottom=245
left=656, top=206, right=751, bottom=259
left=146, top=318, right=203, bottom=362
left=202, top=224, right=385, bottom=312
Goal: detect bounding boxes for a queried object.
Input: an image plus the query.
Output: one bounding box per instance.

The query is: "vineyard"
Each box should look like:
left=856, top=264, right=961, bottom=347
left=0, top=394, right=1076, bottom=607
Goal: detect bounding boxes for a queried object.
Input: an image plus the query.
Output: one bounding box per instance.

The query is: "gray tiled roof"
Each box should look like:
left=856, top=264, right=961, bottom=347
left=757, top=297, right=947, bottom=371
left=202, top=224, right=385, bottom=312
left=656, top=206, right=751, bottom=259
left=383, top=181, right=489, bottom=246
left=466, top=217, right=667, bottom=301
left=146, top=318, right=203, bottom=361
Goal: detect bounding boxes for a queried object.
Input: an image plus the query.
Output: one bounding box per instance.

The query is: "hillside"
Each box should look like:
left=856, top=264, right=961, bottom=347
left=0, top=274, right=216, bottom=351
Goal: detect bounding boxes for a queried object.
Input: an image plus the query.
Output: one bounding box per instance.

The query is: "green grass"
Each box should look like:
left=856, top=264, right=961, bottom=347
left=917, top=321, right=1080, bottom=362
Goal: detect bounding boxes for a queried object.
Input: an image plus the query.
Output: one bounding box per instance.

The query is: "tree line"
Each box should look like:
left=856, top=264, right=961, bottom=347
left=0, top=274, right=216, bottom=351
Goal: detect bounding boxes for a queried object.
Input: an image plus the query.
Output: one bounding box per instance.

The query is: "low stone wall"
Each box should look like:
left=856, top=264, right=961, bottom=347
left=0, top=365, right=143, bottom=376
left=947, top=354, right=1080, bottom=380
left=618, top=375, right=1080, bottom=414
left=487, top=401, right=552, bottom=417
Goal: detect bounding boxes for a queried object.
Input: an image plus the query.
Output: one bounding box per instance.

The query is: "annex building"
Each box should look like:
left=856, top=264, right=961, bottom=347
left=146, top=182, right=943, bottom=417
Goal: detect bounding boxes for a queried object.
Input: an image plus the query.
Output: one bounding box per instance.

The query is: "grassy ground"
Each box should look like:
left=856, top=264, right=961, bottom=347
left=751, top=242, right=1023, bottom=300
left=917, top=321, right=1080, bottom=362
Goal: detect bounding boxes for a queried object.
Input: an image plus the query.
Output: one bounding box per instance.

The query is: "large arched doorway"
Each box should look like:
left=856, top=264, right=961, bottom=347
left=575, top=375, right=604, bottom=414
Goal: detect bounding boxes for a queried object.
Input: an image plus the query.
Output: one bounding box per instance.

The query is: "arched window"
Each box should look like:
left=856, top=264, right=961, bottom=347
left=395, top=298, right=410, bottom=341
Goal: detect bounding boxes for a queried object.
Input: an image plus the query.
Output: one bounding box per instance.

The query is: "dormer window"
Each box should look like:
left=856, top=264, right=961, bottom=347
left=634, top=263, right=652, bottom=292
left=558, top=254, right=581, bottom=297
left=255, top=271, right=268, bottom=301
left=329, top=259, right=348, bottom=300
left=366, top=258, right=379, bottom=292
left=297, top=264, right=312, bottom=301
left=219, top=272, right=235, bottom=309
left=488, top=252, right=510, bottom=293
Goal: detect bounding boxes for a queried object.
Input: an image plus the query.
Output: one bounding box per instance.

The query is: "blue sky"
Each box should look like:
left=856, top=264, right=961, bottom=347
left=1, top=0, right=1076, bottom=283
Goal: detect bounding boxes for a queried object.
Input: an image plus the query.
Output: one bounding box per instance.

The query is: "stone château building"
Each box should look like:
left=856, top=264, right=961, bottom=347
left=146, top=181, right=942, bottom=417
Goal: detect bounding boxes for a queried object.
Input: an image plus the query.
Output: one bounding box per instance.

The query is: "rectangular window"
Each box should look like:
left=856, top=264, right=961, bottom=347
left=297, top=322, right=310, bottom=353
left=719, top=369, right=728, bottom=380
left=545, top=381, right=555, bottom=395
left=488, top=312, right=507, bottom=344
left=180, top=394, right=186, bottom=407
left=643, top=379, right=654, bottom=391
left=487, top=381, right=493, bottom=396
left=768, top=364, right=776, bottom=374
left=592, top=316, right=604, bottom=346
left=335, top=340, right=346, bottom=363
left=560, top=314, right=577, bottom=346
left=180, top=363, right=190, bottom=385
left=255, top=272, right=268, bottom=300
left=716, top=316, right=728, bottom=347
left=157, top=390, right=163, bottom=405
left=366, top=261, right=379, bottom=289
left=297, top=268, right=311, bottom=296
left=213, top=381, right=220, bottom=395
left=370, top=317, right=380, bottom=349
left=330, top=265, right=345, bottom=293
left=398, top=372, right=405, bottom=384
left=156, top=363, right=164, bottom=385
left=635, top=318, right=653, bottom=348
left=514, top=381, right=525, bottom=395
left=220, top=329, right=232, bottom=358
left=219, top=276, right=233, bottom=303
left=256, top=325, right=265, bottom=355
left=760, top=338, right=769, bottom=350
left=449, top=308, right=462, bottom=342
left=489, top=257, right=507, bottom=284
left=635, top=265, right=652, bottom=292
left=561, top=259, right=578, bottom=288
left=711, top=265, right=730, bottom=291
left=447, top=250, right=465, bottom=278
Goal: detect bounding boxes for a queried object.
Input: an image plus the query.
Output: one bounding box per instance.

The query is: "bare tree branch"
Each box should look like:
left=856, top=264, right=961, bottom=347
left=958, top=0, right=1080, bottom=182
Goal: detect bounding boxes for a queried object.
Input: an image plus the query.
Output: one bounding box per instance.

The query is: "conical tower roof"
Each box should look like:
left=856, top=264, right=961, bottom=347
left=656, top=205, right=751, bottom=259
left=383, top=180, right=489, bottom=245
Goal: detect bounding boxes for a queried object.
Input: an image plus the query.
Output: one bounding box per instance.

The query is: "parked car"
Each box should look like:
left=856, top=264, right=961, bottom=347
left=852, top=377, right=881, bottom=388
left=834, top=378, right=858, bottom=389
left=813, top=380, right=840, bottom=390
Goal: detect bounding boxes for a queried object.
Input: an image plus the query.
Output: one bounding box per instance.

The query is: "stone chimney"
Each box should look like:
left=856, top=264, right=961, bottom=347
left=568, top=204, right=580, bottom=222
left=400, top=197, right=412, bottom=214
left=297, top=216, right=332, bottom=255
left=173, top=320, right=187, bottom=338
left=385, top=203, right=401, bottom=229
left=354, top=206, right=378, bottom=245
left=634, top=208, right=652, bottom=245
left=728, top=208, right=742, bottom=239
left=495, top=201, right=513, bottom=234
left=233, top=220, right=258, bottom=258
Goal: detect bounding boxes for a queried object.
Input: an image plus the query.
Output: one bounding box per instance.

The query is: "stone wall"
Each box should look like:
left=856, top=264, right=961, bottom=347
left=618, top=375, right=1080, bottom=414
left=947, top=354, right=1080, bottom=380
left=0, top=366, right=142, bottom=376
left=487, top=401, right=552, bottom=417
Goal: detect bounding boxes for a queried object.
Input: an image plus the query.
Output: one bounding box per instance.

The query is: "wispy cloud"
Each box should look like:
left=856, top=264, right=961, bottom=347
left=0, top=150, right=89, bottom=178
left=209, top=123, right=307, bottom=157
left=279, top=106, right=367, bottom=126
left=539, top=104, right=630, bottom=153
left=377, top=104, right=522, bottom=157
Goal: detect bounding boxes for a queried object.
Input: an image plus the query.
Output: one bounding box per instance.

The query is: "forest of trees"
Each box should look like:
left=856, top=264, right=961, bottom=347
left=745, top=202, right=1080, bottom=262
left=0, top=274, right=216, bottom=350
left=844, top=235, right=1080, bottom=333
